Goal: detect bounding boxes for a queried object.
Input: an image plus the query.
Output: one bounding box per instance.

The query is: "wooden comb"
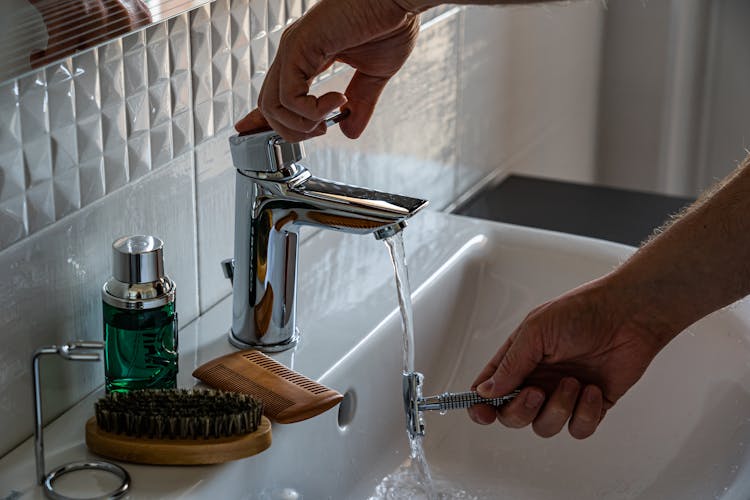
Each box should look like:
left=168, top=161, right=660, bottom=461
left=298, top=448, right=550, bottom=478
left=192, top=350, right=343, bottom=423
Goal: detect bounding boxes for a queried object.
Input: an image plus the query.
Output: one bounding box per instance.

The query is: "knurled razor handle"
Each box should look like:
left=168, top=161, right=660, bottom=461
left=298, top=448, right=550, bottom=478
left=418, top=390, right=521, bottom=412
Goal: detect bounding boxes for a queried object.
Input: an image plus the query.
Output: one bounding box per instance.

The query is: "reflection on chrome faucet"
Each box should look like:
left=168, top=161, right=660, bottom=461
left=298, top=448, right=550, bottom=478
left=222, top=112, right=429, bottom=352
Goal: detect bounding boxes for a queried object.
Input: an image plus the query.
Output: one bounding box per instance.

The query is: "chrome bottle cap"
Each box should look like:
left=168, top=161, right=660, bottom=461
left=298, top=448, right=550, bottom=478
left=104, top=235, right=175, bottom=310
left=112, top=235, right=165, bottom=284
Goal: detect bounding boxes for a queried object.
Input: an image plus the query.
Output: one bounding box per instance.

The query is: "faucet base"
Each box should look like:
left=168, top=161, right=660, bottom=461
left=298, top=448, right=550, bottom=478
left=227, top=329, right=299, bottom=353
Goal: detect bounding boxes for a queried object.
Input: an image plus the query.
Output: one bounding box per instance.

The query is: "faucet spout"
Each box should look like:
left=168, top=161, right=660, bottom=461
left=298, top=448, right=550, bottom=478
left=225, top=119, right=428, bottom=352
left=283, top=175, right=427, bottom=236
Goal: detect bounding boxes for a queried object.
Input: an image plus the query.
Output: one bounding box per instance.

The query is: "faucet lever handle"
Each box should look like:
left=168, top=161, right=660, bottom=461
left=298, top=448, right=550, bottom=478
left=229, top=130, right=305, bottom=174
left=221, top=259, right=234, bottom=284
left=323, top=109, right=350, bottom=128
left=230, top=109, right=349, bottom=174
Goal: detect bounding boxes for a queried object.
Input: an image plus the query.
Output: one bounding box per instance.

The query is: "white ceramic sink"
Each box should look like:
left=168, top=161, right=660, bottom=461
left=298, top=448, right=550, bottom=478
left=319, top=214, right=750, bottom=500
left=3, top=211, right=750, bottom=499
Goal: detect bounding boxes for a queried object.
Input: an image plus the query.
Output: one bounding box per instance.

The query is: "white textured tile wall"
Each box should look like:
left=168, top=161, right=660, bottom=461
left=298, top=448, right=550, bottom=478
left=0, top=13, right=194, bottom=249
left=0, top=0, right=604, bottom=457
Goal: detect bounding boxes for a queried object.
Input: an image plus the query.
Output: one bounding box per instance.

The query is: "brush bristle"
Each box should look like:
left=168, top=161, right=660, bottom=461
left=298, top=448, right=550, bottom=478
left=94, top=389, right=264, bottom=439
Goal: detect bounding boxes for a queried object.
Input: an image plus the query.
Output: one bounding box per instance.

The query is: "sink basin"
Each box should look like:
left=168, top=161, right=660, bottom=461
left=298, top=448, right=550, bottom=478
left=3, top=211, right=750, bottom=499
left=340, top=219, right=750, bottom=500
left=287, top=213, right=750, bottom=500
left=229, top=212, right=750, bottom=499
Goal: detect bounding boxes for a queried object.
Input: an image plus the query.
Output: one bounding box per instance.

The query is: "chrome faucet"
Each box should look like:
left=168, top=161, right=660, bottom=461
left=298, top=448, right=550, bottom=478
left=223, top=112, right=429, bottom=352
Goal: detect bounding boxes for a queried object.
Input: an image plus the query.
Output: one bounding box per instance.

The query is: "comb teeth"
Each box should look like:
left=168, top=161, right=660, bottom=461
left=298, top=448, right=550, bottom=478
left=193, top=349, right=344, bottom=423
left=242, top=351, right=329, bottom=395
left=201, top=364, right=294, bottom=416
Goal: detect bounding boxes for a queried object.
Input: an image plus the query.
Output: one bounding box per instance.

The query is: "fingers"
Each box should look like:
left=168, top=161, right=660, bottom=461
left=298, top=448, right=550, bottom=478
left=339, top=71, right=391, bottom=139
left=475, top=327, right=543, bottom=400
left=235, top=109, right=271, bottom=135
left=468, top=379, right=606, bottom=440
left=279, top=65, right=348, bottom=121
left=467, top=387, right=545, bottom=427
left=248, top=57, right=347, bottom=141
left=568, top=384, right=604, bottom=439
left=532, top=377, right=581, bottom=438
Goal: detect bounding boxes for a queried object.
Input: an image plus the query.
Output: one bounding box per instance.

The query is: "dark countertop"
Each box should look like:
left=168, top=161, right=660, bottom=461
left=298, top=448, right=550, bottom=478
left=454, top=175, right=694, bottom=247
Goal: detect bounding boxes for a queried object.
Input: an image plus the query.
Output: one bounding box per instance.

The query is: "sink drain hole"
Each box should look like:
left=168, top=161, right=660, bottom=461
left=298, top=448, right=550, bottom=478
left=337, top=389, right=357, bottom=430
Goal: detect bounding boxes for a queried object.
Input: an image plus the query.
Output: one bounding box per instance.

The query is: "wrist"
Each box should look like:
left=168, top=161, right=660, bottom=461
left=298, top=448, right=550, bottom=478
left=602, top=267, right=688, bottom=350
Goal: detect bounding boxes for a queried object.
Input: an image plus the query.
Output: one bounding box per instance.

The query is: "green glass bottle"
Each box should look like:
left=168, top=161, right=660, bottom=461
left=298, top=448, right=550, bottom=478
left=102, top=236, right=178, bottom=393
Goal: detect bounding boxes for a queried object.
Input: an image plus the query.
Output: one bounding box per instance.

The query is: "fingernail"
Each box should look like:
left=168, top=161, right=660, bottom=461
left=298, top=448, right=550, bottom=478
left=586, top=386, right=600, bottom=404
left=477, top=379, right=494, bottom=395
left=524, top=390, right=544, bottom=409
left=562, top=378, right=579, bottom=394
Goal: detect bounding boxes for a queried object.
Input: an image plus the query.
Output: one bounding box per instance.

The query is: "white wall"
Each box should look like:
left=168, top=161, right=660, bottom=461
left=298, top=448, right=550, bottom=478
left=595, top=0, right=750, bottom=196
left=696, top=0, right=750, bottom=190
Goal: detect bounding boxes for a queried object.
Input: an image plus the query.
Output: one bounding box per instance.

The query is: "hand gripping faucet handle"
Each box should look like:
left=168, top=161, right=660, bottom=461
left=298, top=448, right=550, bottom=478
left=323, top=108, right=350, bottom=128
left=229, top=109, right=350, bottom=174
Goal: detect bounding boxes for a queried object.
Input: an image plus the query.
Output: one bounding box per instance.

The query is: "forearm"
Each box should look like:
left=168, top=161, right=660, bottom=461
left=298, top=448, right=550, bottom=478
left=611, top=156, right=750, bottom=344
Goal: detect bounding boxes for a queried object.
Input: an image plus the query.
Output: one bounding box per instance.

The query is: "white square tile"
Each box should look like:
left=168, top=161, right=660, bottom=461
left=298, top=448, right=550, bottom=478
left=50, top=124, right=78, bottom=172
left=250, top=0, right=268, bottom=37
left=168, top=15, right=191, bottom=74
left=150, top=121, right=173, bottom=168
left=0, top=81, right=21, bottom=156
left=101, top=104, right=128, bottom=193
left=148, top=79, right=171, bottom=127
left=0, top=194, right=26, bottom=247
left=0, top=149, right=25, bottom=201
left=193, top=100, right=214, bottom=144
left=127, top=130, right=151, bottom=180
left=146, top=30, right=170, bottom=89
left=172, top=110, right=193, bottom=158
left=170, top=69, right=191, bottom=116
left=268, top=0, right=286, bottom=32
left=46, top=64, right=75, bottom=130
left=53, top=167, right=81, bottom=218
left=190, top=6, right=213, bottom=104
left=73, top=50, right=101, bottom=119
left=231, top=0, right=251, bottom=50
left=123, top=40, right=147, bottom=98
left=125, top=91, right=150, bottom=134
left=23, top=134, right=52, bottom=186
left=25, top=179, right=54, bottom=232
left=98, top=51, right=125, bottom=109
left=98, top=37, right=123, bottom=65
left=76, top=114, right=103, bottom=164
left=286, top=0, right=304, bottom=22
left=213, top=90, right=233, bottom=134
left=18, top=71, right=49, bottom=140
left=79, top=158, right=105, bottom=206
left=250, top=35, right=268, bottom=77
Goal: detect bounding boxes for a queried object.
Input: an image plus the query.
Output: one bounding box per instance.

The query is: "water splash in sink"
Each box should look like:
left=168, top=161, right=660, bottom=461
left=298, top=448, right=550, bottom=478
left=369, top=436, right=480, bottom=500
